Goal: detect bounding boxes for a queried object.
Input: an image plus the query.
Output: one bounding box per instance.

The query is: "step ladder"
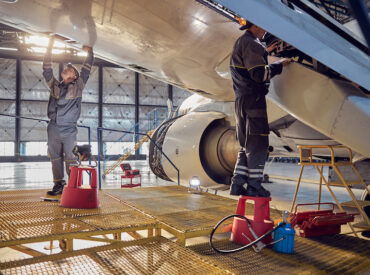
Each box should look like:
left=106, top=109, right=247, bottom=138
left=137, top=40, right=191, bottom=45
left=103, top=130, right=154, bottom=176
left=290, top=145, right=370, bottom=237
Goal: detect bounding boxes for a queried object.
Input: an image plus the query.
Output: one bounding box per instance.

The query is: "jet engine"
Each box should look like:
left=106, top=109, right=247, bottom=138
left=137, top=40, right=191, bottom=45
left=149, top=97, right=239, bottom=187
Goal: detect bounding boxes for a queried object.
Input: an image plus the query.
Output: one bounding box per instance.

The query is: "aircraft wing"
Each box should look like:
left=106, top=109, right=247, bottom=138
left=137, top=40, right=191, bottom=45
left=216, top=0, right=370, bottom=89
left=0, top=0, right=240, bottom=101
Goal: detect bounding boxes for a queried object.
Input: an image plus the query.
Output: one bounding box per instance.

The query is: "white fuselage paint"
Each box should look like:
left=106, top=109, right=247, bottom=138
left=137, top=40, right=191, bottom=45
left=0, top=0, right=369, bottom=161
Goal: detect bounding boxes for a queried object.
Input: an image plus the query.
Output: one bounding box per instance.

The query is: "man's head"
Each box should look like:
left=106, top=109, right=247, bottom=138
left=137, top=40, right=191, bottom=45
left=61, top=63, right=79, bottom=84
left=240, top=21, right=267, bottom=40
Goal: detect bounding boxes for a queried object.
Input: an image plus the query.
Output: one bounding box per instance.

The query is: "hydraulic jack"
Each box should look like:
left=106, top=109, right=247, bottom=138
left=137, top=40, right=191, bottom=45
left=60, top=145, right=99, bottom=209
left=232, top=196, right=274, bottom=246
left=210, top=196, right=290, bottom=254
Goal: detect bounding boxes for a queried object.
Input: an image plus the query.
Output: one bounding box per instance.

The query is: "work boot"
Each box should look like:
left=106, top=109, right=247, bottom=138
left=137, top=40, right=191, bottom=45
left=230, top=183, right=246, bottom=196
left=46, top=180, right=66, bottom=196
left=255, top=186, right=271, bottom=197
left=245, top=185, right=271, bottom=198
left=229, top=175, right=248, bottom=196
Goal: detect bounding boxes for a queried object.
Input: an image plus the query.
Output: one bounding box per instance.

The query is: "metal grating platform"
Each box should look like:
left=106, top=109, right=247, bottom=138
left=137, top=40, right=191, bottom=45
left=1, top=187, right=369, bottom=274
left=105, top=186, right=282, bottom=245
left=190, top=234, right=370, bottom=274
left=0, top=189, right=157, bottom=248
left=0, top=237, right=228, bottom=275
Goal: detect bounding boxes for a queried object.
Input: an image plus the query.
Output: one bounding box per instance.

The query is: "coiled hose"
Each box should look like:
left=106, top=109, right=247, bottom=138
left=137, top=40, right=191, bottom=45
left=209, top=214, right=286, bottom=254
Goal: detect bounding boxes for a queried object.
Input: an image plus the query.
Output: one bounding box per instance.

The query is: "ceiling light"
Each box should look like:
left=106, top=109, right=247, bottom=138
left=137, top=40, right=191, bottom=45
left=0, top=47, right=17, bottom=51
left=24, top=35, right=65, bottom=48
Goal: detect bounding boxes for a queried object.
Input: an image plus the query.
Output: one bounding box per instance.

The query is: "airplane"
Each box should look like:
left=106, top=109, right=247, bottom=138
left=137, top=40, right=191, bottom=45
left=0, top=0, right=369, bottom=193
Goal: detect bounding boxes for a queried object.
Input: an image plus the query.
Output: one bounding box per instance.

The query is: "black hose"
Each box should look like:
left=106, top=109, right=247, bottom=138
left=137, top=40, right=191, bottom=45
left=209, top=214, right=285, bottom=254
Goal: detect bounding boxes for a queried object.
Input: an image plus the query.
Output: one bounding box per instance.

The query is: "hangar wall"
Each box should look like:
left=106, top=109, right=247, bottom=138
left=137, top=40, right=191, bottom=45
left=0, top=57, right=191, bottom=160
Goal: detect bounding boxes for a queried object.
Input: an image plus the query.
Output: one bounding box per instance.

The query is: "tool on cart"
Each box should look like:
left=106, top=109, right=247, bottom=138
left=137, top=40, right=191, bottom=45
left=289, top=203, right=357, bottom=237
left=120, top=163, right=141, bottom=188
left=210, top=196, right=288, bottom=253
left=60, top=144, right=99, bottom=209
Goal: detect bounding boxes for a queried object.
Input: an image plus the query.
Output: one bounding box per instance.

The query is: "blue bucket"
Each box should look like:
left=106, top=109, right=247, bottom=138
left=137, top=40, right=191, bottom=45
left=273, top=223, right=295, bottom=254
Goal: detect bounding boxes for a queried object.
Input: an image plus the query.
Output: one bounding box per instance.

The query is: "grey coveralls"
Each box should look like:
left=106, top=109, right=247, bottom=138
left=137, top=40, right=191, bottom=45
left=43, top=39, right=94, bottom=184
left=230, top=31, right=282, bottom=190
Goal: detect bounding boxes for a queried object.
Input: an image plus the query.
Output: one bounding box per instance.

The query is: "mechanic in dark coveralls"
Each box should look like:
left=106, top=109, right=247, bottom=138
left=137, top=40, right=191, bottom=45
left=229, top=21, right=292, bottom=197
left=43, top=36, right=94, bottom=196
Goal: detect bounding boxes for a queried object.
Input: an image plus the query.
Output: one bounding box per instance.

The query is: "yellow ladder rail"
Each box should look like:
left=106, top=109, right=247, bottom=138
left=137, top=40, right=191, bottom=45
left=290, top=145, right=370, bottom=237
left=103, top=130, right=154, bottom=176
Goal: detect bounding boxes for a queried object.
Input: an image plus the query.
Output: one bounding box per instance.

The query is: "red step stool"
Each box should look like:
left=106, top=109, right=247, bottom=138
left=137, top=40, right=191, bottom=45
left=231, top=196, right=274, bottom=245
left=120, top=163, right=141, bottom=188
left=289, top=203, right=357, bottom=237
left=60, top=166, right=99, bottom=209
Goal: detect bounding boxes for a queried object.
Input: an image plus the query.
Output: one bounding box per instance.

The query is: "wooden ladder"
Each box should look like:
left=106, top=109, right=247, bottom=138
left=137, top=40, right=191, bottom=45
left=290, top=145, right=370, bottom=237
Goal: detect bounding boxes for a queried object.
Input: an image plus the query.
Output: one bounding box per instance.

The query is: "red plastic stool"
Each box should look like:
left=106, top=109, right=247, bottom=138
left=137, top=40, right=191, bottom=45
left=60, top=166, right=99, bottom=209
left=231, top=196, right=274, bottom=245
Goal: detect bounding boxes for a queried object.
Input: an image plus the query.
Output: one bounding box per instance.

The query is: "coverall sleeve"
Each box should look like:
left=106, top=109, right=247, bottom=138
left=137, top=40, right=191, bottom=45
left=242, top=40, right=282, bottom=84
left=42, top=37, right=57, bottom=90
left=80, top=49, right=94, bottom=85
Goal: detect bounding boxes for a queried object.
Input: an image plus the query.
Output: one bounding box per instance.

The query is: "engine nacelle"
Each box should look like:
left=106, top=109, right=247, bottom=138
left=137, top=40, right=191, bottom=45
left=149, top=111, right=239, bottom=187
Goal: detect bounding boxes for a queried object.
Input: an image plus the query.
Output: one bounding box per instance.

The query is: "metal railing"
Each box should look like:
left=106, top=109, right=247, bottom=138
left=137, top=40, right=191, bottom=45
left=103, top=107, right=168, bottom=161
left=146, top=107, right=179, bottom=132
left=97, top=127, right=180, bottom=189
left=147, top=107, right=168, bottom=131
left=0, top=113, right=91, bottom=151
left=102, top=121, right=140, bottom=162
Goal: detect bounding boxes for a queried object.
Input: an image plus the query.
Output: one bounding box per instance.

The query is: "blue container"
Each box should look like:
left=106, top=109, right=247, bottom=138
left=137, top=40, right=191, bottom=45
left=273, top=223, right=295, bottom=254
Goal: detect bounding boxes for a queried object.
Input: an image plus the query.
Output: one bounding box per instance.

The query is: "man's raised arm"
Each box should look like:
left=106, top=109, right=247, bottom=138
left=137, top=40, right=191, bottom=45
left=80, top=46, right=94, bottom=84
left=42, top=37, right=56, bottom=86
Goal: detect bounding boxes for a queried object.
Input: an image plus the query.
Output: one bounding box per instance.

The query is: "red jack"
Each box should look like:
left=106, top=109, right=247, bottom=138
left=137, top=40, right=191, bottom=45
left=231, top=196, right=274, bottom=245
left=60, top=166, right=99, bottom=209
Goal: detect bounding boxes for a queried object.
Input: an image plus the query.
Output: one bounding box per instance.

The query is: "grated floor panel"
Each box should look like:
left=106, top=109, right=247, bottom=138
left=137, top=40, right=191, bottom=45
left=189, top=234, right=370, bottom=274
left=105, top=186, right=281, bottom=234
left=0, top=237, right=228, bottom=275
left=156, top=206, right=239, bottom=232
left=78, top=211, right=155, bottom=230
left=1, top=187, right=369, bottom=274
left=0, top=190, right=157, bottom=247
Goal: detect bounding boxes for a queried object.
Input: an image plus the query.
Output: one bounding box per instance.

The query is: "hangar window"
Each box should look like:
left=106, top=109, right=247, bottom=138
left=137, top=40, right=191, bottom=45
left=20, top=142, right=47, bottom=156
left=104, top=142, right=135, bottom=156
left=19, top=142, right=98, bottom=156
left=0, top=142, right=14, bottom=156
left=140, top=142, right=149, bottom=155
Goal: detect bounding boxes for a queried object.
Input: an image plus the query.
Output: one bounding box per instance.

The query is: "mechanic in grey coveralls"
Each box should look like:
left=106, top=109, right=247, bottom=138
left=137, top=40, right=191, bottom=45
left=43, top=36, right=94, bottom=196
left=229, top=21, right=292, bottom=197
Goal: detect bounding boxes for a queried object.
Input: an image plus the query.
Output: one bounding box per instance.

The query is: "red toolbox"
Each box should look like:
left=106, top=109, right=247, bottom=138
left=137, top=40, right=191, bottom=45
left=289, top=203, right=357, bottom=237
